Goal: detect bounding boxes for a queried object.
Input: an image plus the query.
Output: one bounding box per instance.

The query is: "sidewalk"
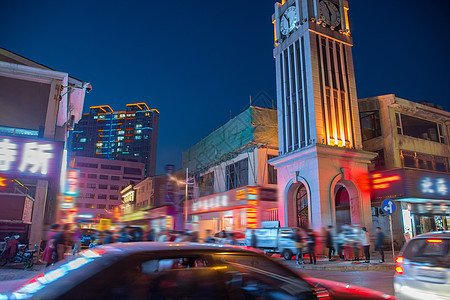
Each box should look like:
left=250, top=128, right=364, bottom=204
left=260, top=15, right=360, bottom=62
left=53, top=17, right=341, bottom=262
left=275, top=251, right=397, bottom=272
left=0, top=263, right=45, bottom=281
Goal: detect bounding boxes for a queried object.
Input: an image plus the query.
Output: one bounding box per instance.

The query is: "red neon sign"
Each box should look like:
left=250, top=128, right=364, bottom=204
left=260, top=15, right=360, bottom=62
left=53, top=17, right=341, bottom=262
left=372, top=173, right=401, bottom=190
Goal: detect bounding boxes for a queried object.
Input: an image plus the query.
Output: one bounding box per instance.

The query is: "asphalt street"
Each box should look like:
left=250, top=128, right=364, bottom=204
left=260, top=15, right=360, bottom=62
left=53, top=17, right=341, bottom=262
left=302, top=269, right=395, bottom=296
left=0, top=263, right=395, bottom=296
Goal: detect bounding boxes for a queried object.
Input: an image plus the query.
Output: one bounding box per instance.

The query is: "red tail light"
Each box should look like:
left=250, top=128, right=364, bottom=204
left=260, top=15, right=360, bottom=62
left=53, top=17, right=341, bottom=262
left=395, top=266, right=404, bottom=274
left=426, top=239, right=442, bottom=243
left=395, top=256, right=403, bottom=264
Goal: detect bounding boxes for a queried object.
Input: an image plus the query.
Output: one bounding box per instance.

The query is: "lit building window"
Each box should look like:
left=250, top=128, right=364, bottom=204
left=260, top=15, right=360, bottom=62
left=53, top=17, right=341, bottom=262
left=135, top=130, right=142, bottom=134
left=118, top=131, right=125, bottom=135
left=80, top=138, right=87, bottom=143
left=118, top=136, right=124, bottom=141
left=136, top=124, right=143, bottom=128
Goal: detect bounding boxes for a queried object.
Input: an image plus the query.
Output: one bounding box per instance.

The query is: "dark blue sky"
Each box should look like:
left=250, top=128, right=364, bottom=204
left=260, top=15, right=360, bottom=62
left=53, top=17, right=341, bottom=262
left=2, top=0, right=449, bottom=174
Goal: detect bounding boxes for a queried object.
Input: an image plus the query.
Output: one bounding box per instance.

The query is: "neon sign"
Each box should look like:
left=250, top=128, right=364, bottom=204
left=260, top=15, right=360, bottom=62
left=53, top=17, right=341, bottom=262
left=371, top=173, right=401, bottom=189
left=0, top=136, right=63, bottom=179
left=192, top=195, right=228, bottom=212
left=64, top=169, right=80, bottom=196
left=420, top=177, right=447, bottom=196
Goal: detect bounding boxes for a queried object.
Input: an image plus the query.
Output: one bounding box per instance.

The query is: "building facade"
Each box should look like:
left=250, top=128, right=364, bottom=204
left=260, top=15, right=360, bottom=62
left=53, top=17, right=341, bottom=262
left=359, top=94, right=450, bottom=245
left=182, top=106, right=279, bottom=239
left=269, top=0, right=376, bottom=232
left=0, top=48, right=89, bottom=245
left=72, top=156, right=144, bottom=224
left=70, top=103, right=159, bottom=177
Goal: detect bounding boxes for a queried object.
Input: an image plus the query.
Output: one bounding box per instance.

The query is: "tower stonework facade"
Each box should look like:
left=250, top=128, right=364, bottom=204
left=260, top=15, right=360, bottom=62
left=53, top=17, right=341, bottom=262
left=269, top=0, right=376, bottom=231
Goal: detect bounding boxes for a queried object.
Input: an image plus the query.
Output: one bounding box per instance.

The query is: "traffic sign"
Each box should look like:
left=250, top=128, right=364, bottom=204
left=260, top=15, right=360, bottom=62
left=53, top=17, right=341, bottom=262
left=382, top=199, right=396, bottom=215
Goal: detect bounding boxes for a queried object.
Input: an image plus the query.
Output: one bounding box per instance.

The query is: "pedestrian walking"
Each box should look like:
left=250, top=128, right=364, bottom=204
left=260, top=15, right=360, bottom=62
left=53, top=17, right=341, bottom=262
left=326, top=225, right=335, bottom=261
left=72, top=225, right=82, bottom=256
left=307, top=229, right=317, bottom=264
left=250, top=229, right=258, bottom=248
left=375, top=227, right=385, bottom=263
left=42, top=224, right=59, bottom=267
left=336, top=230, right=345, bottom=260
left=361, top=227, right=371, bottom=263
left=54, top=224, right=70, bottom=262
left=104, top=230, right=115, bottom=244
left=147, top=228, right=156, bottom=241
left=157, top=230, right=168, bottom=242
left=293, top=229, right=305, bottom=265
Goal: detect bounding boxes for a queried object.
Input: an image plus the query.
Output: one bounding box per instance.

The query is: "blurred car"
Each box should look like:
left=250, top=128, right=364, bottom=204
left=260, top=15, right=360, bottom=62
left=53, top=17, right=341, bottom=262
left=0, top=243, right=395, bottom=299
left=80, top=229, right=97, bottom=248
left=394, top=230, right=450, bottom=300
left=122, top=225, right=144, bottom=241
left=213, top=231, right=246, bottom=245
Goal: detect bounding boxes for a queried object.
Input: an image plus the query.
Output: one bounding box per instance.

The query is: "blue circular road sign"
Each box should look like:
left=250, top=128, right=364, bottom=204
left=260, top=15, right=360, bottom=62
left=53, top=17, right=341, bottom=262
left=382, top=199, right=396, bottom=215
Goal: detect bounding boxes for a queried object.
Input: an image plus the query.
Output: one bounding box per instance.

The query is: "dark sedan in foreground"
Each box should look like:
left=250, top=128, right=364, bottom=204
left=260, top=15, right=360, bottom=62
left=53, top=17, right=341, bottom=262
left=0, top=243, right=395, bottom=299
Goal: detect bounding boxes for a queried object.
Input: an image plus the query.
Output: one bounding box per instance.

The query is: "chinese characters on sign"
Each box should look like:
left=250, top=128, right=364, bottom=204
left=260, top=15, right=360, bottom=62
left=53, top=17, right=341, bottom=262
left=192, top=195, right=228, bottom=212
left=0, top=136, right=63, bottom=179
left=420, top=177, right=448, bottom=196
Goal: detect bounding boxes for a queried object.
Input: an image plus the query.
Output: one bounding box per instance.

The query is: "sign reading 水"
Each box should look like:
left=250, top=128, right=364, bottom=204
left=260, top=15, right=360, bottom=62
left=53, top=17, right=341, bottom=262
left=0, top=136, right=63, bottom=179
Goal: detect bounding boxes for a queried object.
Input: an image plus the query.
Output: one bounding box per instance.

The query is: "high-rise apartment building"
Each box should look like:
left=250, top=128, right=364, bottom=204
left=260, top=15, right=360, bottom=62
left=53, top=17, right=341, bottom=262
left=70, top=103, right=159, bottom=177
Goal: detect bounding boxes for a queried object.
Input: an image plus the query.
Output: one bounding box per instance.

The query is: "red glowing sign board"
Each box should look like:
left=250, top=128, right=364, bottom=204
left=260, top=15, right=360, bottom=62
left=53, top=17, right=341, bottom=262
left=64, top=169, right=80, bottom=196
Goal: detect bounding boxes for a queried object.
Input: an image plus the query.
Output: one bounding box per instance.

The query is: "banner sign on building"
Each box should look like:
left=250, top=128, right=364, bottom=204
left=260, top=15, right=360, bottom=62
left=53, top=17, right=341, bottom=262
left=64, top=169, right=80, bottom=196
left=0, top=136, right=63, bottom=179
left=371, top=169, right=450, bottom=201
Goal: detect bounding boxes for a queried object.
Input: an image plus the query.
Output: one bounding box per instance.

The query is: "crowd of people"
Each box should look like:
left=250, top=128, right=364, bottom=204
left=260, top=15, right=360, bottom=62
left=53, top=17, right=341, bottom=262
left=24, top=222, right=389, bottom=268
left=288, top=224, right=387, bottom=265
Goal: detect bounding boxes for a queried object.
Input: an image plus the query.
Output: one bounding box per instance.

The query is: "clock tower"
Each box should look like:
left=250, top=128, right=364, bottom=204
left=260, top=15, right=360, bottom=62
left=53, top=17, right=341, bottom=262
left=270, top=0, right=376, bottom=231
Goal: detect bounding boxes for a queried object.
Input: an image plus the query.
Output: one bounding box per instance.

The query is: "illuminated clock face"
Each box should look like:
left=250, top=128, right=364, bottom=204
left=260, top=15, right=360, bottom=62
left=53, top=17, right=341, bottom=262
left=280, top=6, right=297, bottom=36
left=319, top=0, right=341, bottom=27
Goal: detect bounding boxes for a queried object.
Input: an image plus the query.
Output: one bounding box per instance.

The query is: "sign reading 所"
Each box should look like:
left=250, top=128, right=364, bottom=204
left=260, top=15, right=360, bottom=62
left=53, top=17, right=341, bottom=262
left=0, top=136, right=63, bottom=179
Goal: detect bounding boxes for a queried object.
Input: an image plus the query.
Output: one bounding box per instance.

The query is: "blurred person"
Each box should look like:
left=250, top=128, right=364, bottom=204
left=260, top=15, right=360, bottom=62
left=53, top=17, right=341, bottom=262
left=375, top=227, right=385, bottom=263
left=191, top=231, right=199, bottom=242
left=229, top=234, right=238, bottom=245
left=168, top=231, right=177, bottom=242
left=250, top=229, right=258, bottom=248
left=119, top=228, right=132, bottom=243
left=404, top=230, right=411, bottom=244
left=1, top=233, right=19, bottom=261
left=89, top=236, right=98, bottom=248
left=104, top=230, right=115, bottom=244
left=72, top=224, right=82, bottom=256
left=293, top=228, right=305, bottom=265
left=361, top=227, right=371, bottom=263
left=336, top=230, right=345, bottom=260
left=42, top=224, right=59, bottom=267
left=174, top=231, right=184, bottom=242
left=326, top=225, right=335, bottom=261
left=54, top=224, right=71, bottom=261
left=204, top=230, right=214, bottom=243
left=157, top=230, right=168, bottom=242
left=147, top=228, right=156, bottom=241
left=307, top=229, right=317, bottom=264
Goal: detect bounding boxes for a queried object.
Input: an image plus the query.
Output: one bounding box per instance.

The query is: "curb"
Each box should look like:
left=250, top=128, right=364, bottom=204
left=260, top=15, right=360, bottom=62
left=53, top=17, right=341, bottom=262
left=279, top=259, right=395, bottom=272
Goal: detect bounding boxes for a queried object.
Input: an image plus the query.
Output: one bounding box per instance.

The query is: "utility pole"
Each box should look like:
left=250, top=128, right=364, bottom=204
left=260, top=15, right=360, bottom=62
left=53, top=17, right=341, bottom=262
left=185, top=167, right=188, bottom=229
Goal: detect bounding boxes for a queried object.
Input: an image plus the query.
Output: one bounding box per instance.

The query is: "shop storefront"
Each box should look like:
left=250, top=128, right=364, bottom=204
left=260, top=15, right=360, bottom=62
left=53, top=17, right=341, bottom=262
left=371, top=169, right=450, bottom=240
left=188, top=186, right=277, bottom=239
left=148, top=205, right=176, bottom=234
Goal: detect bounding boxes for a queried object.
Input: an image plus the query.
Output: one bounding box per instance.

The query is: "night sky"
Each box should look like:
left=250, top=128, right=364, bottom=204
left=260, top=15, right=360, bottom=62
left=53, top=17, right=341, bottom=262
left=1, top=0, right=449, bottom=174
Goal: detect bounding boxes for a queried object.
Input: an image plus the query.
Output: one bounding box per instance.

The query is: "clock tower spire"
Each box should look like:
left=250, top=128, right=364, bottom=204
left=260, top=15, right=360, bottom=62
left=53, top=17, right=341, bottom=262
left=270, top=0, right=376, bottom=231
